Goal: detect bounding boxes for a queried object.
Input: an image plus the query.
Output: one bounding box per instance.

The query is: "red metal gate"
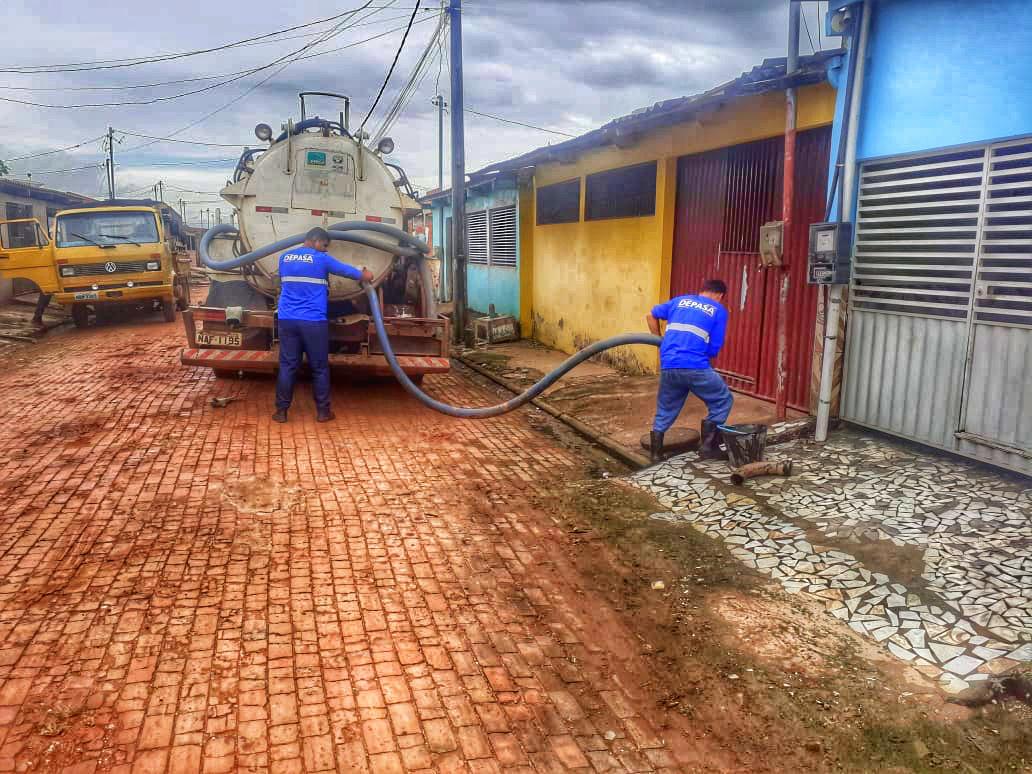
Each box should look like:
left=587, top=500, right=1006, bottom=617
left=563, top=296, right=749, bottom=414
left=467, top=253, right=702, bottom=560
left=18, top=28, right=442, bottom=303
left=670, top=126, right=830, bottom=411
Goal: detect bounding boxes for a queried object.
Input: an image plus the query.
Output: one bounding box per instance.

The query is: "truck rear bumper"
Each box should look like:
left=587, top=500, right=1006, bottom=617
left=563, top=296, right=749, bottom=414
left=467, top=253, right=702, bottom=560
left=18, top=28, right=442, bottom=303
left=181, top=347, right=450, bottom=375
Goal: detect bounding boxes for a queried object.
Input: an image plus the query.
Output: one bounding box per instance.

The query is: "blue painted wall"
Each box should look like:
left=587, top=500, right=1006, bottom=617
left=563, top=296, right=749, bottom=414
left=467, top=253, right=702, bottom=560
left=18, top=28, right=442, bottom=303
left=857, top=0, right=1032, bottom=161
left=429, top=182, right=521, bottom=319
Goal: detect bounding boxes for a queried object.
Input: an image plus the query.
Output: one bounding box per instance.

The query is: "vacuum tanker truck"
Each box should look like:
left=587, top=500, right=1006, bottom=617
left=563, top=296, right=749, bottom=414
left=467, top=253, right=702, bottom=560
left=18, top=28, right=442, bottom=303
left=180, top=92, right=449, bottom=381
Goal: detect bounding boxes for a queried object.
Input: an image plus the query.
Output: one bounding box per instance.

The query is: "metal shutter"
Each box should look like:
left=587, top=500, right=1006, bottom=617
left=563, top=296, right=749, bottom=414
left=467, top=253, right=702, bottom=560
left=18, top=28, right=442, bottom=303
left=976, top=139, right=1032, bottom=328
left=853, top=147, right=986, bottom=320
left=466, top=210, right=488, bottom=264
left=488, top=206, right=517, bottom=267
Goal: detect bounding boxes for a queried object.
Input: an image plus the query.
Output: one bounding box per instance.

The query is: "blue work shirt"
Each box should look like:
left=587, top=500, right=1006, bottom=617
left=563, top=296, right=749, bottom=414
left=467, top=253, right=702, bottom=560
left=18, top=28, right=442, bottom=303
left=277, top=246, right=363, bottom=322
left=651, top=294, right=729, bottom=370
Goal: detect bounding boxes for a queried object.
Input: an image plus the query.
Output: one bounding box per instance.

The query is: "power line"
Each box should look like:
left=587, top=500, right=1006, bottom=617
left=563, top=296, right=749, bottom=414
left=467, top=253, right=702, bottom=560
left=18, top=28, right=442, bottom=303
left=120, top=3, right=409, bottom=153
left=372, top=9, right=446, bottom=143
left=124, top=158, right=237, bottom=166
left=7, top=163, right=106, bottom=175
left=0, top=5, right=388, bottom=74
left=0, top=12, right=367, bottom=110
left=4, top=134, right=106, bottom=162
left=117, top=131, right=248, bottom=148
left=359, top=0, right=422, bottom=132
left=0, top=12, right=431, bottom=93
left=464, top=108, right=575, bottom=138
left=801, top=4, right=817, bottom=54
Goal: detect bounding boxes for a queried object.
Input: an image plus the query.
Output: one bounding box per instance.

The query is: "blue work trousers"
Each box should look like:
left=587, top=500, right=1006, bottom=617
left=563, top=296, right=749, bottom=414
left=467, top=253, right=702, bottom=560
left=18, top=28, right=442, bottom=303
left=653, top=367, right=733, bottom=432
left=276, top=319, right=331, bottom=413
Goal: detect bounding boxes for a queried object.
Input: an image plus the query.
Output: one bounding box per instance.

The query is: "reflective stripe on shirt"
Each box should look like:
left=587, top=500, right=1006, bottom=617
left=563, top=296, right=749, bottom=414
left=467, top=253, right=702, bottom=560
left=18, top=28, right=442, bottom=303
left=666, top=322, right=710, bottom=342
left=281, top=276, right=328, bottom=286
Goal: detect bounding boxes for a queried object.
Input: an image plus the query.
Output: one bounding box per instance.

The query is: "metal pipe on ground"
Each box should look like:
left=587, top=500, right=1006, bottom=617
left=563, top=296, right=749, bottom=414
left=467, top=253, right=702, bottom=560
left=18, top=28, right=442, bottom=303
left=730, top=459, right=794, bottom=486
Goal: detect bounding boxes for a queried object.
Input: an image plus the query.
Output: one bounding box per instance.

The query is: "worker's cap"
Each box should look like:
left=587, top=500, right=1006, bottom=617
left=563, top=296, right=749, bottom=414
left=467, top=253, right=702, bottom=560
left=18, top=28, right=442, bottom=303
left=306, top=226, right=331, bottom=243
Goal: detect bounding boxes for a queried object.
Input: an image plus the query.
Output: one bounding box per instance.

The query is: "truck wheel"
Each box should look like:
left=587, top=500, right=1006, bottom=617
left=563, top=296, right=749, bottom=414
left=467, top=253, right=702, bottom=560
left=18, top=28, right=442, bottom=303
left=71, top=304, right=89, bottom=329
left=162, top=297, right=176, bottom=322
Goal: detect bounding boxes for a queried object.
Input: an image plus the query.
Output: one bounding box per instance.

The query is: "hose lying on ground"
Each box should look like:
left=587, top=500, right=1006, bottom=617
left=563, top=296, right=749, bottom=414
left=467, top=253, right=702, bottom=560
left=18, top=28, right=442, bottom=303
left=198, top=223, right=662, bottom=418
left=363, top=283, right=661, bottom=419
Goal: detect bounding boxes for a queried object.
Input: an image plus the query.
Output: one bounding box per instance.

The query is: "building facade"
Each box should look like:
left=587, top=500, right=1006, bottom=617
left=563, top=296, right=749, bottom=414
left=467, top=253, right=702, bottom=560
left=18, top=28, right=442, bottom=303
left=425, top=172, right=523, bottom=320
left=471, top=54, right=839, bottom=413
left=832, top=0, right=1032, bottom=474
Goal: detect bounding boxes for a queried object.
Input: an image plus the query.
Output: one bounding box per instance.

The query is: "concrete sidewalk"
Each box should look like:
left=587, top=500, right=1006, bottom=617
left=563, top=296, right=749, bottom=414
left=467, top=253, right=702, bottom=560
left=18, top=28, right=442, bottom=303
left=460, top=339, right=806, bottom=460
left=630, top=428, right=1032, bottom=697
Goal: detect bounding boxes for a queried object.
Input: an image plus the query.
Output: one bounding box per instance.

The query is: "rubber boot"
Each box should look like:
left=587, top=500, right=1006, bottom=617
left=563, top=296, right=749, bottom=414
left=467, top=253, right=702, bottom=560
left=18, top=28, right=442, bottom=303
left=649, top=430, right=665, bottom=464
left=698, top=420, right=728, bottom=461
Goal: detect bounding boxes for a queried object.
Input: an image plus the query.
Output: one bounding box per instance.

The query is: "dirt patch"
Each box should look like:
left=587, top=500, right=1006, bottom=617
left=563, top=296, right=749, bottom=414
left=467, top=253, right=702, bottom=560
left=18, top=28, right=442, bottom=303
left=544, top=477, right=1032, bottom=774
left=219, top=477, right=303, bottom=515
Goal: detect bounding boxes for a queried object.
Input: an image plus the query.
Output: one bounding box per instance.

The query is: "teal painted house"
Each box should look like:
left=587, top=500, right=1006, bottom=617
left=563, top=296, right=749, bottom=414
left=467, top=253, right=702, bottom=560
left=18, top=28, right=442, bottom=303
left=424, top=171, right=521, bottom=319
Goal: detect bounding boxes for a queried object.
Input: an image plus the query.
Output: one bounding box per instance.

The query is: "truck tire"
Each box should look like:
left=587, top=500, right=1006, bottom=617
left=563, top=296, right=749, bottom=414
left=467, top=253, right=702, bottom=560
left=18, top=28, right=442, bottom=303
left=162, top=297, right=176, bottom=322
left=71, top=304, right=89, bottom=329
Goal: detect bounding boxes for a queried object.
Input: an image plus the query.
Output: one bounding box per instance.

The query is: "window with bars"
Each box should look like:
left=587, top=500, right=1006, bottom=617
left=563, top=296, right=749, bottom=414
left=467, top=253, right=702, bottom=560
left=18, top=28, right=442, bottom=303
left=585, top=161, right=656, bottom=221
left=537, top=179, right=580, bottom=225
left=489, top=206, right=517, bottom=266
left=976, top=139, right=1032, bottom=328
left=463, top=206, right=518, bottom=267
left=853, top=147, right=986, bottom=320
left=465, top=210, right=488, bottom=264
left=721, top=138, right=782, bottom=253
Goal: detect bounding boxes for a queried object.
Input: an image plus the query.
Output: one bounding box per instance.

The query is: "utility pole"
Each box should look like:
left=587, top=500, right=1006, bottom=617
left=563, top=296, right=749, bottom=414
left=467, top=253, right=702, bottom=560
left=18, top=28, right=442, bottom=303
left=432, top=95, right=446, bottom=191
left=216, top=207, right=222, bottom=225
left=106, top=127, right=115, bottom=200
left=774, top=0, right=801, bottom=420
left=179, top=199, right=186, bottom=220
left=448, top=0, right=467, bottom=345
left=157, top=180, right=164, bottom=203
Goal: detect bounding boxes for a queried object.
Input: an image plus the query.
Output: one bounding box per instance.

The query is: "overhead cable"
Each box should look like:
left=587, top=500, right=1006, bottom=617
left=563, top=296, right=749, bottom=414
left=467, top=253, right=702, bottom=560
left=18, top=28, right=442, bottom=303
left=359, top=0, right=423, bottom=132
left=0, top=5, right=386, bottom=74
left=464, top=108, right=575, bottom=138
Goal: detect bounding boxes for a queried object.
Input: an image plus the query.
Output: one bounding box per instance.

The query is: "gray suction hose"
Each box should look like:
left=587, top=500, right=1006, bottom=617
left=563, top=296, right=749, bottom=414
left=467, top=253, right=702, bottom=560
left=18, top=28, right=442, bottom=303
left=199, top=221, right=426, bottom=271
left=197, top=224, right=662, bottom=419
left=363, top=283, right=661, bottom=419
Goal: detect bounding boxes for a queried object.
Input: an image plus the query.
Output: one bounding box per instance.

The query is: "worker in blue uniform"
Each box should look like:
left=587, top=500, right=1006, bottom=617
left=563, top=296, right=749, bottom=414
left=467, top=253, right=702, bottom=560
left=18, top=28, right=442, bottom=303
left=647, top=278, right=733, bottom=463
left=273, top=227, right=374, bottom=424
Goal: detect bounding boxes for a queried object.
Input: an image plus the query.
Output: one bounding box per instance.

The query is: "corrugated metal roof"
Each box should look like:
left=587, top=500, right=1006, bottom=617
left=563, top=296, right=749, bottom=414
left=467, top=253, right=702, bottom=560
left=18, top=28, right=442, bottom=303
left=468, top=50, right=841, bottom=180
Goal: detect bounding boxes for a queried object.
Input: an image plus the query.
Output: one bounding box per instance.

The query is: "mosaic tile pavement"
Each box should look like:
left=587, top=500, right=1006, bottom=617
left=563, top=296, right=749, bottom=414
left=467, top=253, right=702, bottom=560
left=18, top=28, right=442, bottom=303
left=630, top=429, right=1031, bottom=695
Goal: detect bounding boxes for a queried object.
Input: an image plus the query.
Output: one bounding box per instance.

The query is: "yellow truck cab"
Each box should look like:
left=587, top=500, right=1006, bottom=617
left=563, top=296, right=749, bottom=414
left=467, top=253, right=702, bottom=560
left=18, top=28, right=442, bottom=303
left=0, top=199, right=190, bottom=327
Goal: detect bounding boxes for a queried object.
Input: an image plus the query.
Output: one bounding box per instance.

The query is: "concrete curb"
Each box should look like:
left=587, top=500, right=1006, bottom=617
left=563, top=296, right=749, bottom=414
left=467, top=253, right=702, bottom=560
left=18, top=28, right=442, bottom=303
left=456, top=355, right=651, bottom=470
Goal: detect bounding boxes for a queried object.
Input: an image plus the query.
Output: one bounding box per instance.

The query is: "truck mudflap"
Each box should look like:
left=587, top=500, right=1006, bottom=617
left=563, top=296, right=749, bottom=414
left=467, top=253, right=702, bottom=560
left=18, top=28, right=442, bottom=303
left=181, top=347, right=450, bottom=375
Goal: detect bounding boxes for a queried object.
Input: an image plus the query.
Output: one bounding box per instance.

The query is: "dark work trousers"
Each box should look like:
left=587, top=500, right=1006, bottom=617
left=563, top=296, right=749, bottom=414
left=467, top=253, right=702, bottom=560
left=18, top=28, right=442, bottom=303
left=652, top=367, right=734, bottom=432
left=275, top=319, right=331, bottom=413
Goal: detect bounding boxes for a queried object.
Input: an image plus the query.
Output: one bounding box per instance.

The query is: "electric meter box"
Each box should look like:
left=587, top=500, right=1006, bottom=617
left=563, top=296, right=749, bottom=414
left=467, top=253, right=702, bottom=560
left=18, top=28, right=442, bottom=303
left=807, top=221, right=853, bottom=285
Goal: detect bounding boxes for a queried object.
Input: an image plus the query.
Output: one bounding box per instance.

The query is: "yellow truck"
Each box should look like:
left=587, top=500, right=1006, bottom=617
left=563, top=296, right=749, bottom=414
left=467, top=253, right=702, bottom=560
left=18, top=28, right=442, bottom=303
left=0, top=200, right=191, bottom=327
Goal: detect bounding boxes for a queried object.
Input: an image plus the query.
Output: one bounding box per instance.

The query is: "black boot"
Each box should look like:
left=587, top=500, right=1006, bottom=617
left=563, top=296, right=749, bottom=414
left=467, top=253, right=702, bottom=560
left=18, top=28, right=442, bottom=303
left=698, top=420, right=728, bottom=460
left=649, top=430, right=665, bottom=463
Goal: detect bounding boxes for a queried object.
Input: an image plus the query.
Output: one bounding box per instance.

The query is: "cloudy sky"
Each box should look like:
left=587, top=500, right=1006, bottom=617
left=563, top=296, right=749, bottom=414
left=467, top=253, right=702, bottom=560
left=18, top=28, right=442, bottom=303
left=0, top=0, right=828, bottom=226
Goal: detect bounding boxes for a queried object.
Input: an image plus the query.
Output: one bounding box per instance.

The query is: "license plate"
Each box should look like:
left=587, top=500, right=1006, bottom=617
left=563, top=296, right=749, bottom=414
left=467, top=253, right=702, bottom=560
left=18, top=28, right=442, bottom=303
left=197, top=331, right=242, bottom=347
left=73, top=291, right=99, bottom=300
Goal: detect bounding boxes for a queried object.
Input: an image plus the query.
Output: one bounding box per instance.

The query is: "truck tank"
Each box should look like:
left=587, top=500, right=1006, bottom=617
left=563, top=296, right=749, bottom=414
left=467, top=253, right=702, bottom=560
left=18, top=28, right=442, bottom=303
left=180, top=93, right=449, bottom=380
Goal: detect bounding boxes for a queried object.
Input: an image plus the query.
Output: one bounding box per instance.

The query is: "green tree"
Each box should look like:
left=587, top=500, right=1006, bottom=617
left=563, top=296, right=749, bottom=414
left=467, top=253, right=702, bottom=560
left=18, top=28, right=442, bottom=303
left=0, top=159, right=8, bottom=176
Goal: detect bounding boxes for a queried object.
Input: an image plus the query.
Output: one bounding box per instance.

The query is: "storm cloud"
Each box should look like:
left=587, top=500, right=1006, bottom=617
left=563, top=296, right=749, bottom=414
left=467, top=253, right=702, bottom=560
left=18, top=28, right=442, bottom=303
left=0, top=0, right=820, bottom=224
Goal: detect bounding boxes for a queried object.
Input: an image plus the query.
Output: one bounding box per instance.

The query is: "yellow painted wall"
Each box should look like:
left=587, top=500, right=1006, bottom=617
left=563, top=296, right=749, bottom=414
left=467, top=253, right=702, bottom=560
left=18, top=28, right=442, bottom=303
left=525, top=82, right=836, bottom=373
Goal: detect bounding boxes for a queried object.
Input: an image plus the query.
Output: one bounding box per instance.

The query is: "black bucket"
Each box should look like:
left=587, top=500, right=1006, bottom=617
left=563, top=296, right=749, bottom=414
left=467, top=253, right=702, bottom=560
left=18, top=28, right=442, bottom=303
left=722, top=423, right=767, bottom=467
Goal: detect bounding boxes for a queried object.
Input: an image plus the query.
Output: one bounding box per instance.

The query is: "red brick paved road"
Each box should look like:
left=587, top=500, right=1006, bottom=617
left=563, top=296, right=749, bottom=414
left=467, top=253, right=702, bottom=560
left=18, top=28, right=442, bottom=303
left=0, top=316, right=694, bottom=773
